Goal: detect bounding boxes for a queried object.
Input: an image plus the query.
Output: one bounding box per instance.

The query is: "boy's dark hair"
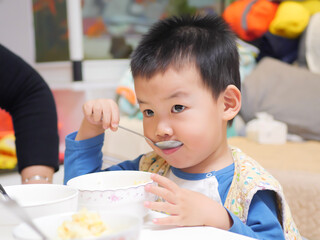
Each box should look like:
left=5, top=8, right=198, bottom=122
left=130, top=14, right=241, bottom=99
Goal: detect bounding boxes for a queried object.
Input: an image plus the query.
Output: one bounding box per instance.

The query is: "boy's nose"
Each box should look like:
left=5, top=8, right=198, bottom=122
left=155, top=122, right=173, bottom=140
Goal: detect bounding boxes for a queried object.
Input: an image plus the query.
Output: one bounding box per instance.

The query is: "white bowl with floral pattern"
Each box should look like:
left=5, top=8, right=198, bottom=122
left=67, top=171, right=156, bottom=218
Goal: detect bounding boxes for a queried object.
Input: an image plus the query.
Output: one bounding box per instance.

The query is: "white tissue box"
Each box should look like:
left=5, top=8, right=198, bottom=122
left=246, top=112, right=287, bottom=144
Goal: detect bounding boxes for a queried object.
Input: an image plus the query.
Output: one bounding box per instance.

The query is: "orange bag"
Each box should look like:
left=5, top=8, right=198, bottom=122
left=0, top=108, right=14, bottom=139
left=223, top=0, right=279, bottom=41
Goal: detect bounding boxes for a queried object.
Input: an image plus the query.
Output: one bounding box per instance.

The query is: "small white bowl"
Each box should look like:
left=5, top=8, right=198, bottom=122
left=67, top=171, right=157, bottom=217
left=12, top=211, right=142, bottom=240
left=0, top=184, right=78, bottom=225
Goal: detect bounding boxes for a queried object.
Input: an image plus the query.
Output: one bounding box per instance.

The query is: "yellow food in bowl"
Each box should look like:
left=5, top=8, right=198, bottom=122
left=58, top=209, right=109, bottom=239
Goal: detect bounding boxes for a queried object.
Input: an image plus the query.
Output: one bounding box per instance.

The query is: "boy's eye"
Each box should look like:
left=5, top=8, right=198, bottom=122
left=172, top=105, right=185, bottom=113
left=143, top=109, right=154, bottom=117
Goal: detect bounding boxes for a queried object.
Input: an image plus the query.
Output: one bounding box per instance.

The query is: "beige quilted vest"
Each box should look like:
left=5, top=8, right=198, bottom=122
left=139, top=148, right=301, bottom=240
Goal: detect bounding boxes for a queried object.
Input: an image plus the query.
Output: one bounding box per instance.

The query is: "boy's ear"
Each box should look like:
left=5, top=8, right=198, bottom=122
left=222, top=85, right=241, bottom=121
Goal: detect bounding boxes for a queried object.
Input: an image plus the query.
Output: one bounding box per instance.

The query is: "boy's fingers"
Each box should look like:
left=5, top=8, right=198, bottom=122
left=83, top=103, right=97, bottom=125
left=152, top=215, right=180, bottom=226
left=81, top=99, right=119, bottom=129
left=144, top=201, right=178, bottom=215
left=92, top=104, right=103, bottom=122
left=101, top=105, right=112, bottom=129
left=83, top=102, right=93, bottom=118
left=151, top=174, right=179, bottom=192
left=145, top=184, right=176, bottom=204
left=109, top=101, right=120, bottom=131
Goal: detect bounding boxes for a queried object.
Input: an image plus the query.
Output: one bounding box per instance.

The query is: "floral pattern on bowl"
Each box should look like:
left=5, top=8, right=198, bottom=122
left=67, top=171, right=157, bottom=217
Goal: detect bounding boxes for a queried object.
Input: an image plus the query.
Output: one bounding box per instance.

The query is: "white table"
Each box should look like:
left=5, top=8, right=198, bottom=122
left=1, top=211, right=256, bottom=240
left=140, top=212, right=256, bottom=240
left=0, top=167, right=255, bottom=240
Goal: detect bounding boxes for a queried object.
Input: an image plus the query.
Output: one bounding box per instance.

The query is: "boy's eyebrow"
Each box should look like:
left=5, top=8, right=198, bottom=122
left=137, top=98, right=146, bottom=104
left=137, top=91, right=188, bottom=104
left=166, top=91, right=189, bottom=99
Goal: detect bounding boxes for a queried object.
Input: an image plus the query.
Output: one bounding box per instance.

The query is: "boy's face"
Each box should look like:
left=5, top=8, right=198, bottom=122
left=134, top=65, right=229, bottom=173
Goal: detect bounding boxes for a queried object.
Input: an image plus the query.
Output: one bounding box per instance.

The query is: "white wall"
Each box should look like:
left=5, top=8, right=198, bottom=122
left=0, top=0, right=35, bottom=64
left=0, top=0, right=130, bottom=86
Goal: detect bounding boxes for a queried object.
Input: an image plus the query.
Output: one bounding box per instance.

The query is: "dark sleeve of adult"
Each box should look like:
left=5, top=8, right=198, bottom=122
left=0, top=44, right=59, bottom=172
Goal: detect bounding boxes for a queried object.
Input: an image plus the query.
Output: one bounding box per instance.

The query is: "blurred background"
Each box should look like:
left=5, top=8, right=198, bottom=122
left=0, top=0, right=233, bottom=171
left=0, top=0, right=319, bottom=171
left=0, top=1, right=320, bottom=238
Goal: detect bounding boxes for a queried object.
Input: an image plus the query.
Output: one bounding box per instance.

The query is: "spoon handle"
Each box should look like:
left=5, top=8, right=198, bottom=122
left=0, top=197, right=48, bottom=240
left=118, top=125, right=153, bottom=144
left=0, top=183, right=10, bottom=200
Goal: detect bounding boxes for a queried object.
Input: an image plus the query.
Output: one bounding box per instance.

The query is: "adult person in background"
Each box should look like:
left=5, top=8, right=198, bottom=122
left=0, top=44, right=59, bottom=184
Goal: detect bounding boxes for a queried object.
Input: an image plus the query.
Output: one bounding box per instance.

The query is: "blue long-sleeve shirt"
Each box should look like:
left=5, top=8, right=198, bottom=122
left=64, top=131, right=285, bottom=240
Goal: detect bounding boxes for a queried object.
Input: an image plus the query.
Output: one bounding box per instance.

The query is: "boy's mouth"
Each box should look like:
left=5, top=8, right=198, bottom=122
left=161, top=144, right=183, bottom=155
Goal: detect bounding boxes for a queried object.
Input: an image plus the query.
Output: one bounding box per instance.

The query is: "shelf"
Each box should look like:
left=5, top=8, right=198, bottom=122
left=34, top=59, right=130, bottom=91
left=48, top=81, right=118, bottom=91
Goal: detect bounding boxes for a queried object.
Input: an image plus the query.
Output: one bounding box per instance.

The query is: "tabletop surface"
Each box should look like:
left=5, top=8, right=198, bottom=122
left=1, top=211, right=256, bottom=240
left=0, top=167, right=255, bottom=240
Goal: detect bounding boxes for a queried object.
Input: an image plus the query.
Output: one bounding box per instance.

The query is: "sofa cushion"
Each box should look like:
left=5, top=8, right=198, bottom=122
left=240, top=57, right=320, bottom=141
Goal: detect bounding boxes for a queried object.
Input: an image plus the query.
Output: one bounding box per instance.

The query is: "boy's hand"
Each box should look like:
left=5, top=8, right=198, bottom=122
left=82, top=99, right=119, bottom=130
left=144, top=174, right=232, bottom=230
left=76, top=99, right=120, bottom=140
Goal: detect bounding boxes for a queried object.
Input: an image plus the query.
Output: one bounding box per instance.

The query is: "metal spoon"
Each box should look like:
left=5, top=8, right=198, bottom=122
left=0, top=183, right=10, bottom=200
left=0, top=184, right=48, bottom=240
left=118, top=125, right=183, bottom=149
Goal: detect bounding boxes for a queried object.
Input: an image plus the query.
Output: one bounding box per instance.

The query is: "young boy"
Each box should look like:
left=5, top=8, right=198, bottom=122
left=64, top=15, right=301, bottom=240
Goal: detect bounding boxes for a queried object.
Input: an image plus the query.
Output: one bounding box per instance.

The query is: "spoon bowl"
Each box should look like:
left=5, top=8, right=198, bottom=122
left=155, top=140, right=183, bottom=149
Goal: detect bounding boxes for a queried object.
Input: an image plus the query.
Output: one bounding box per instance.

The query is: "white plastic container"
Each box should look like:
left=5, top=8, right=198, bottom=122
left=0, top=184, right=78, bottom=225
left=246, top=112, right=287, bottom=144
